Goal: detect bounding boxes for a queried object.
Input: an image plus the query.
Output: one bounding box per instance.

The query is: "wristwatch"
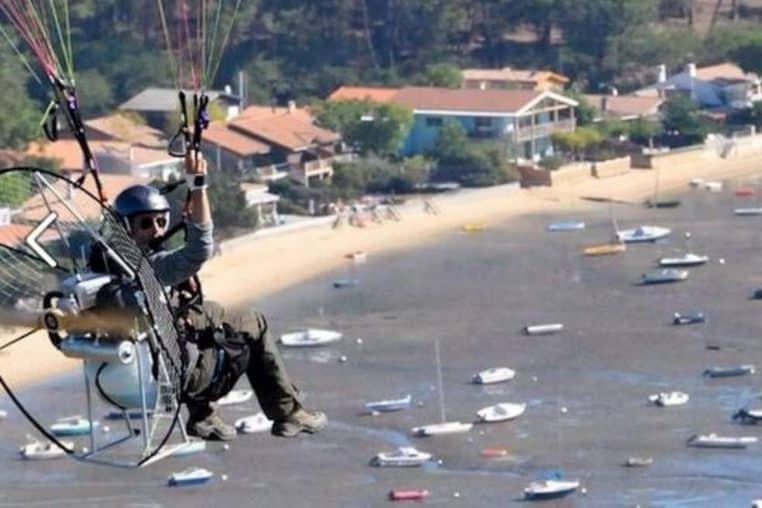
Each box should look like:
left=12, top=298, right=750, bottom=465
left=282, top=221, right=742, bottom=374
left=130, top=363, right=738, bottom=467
left=185, top=173, right=208, bottom=191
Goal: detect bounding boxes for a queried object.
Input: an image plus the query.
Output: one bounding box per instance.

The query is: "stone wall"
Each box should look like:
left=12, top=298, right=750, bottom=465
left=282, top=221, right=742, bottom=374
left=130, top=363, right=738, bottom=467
left=591, top=156, right=630, bottom=178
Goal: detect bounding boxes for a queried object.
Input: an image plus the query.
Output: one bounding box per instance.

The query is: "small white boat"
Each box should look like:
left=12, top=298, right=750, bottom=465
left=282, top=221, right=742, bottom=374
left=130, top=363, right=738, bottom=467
left=19, top=439, right=73, bottom=460
left=365, top=394, right=412, bottom=413
left=659, top=253, right=709, bottom=267
left=472, top=367, right=515, bottom=385
left=689, top=178, right=705, bottom=187
left=524, top=479, right=580, bottom=500
left=546, top=220, right=585, bottom=232
left=168, top=467, right=214, bottom=486
left=624, top=456, right=653, bottom=467
left=51, top=416, right=99, bottom=436
left=333, top=278, right=359, bottom=288
left=523, top=323, right=563, bottom=336
left=477, top=402, right=526, bottom=423
left=734, top=208, right=762, bottom=216
left=703, top=364, right=755, bottom=378
left=217, top=389, right=254, bottom=406
left=171, top=440, right=207, bottom=457
left=687, top=433, right=758, bottom=449
left=369, top=446, right=432, bottom=467
left=0, top=409, right=7, bottom=420
left=279, top=329, right=343, bottom=347
left=649, top=391, right=689, bottom=407
left=617, top=225, right=671, bottom=243
left=641, top=269, right=688, bottom=284
left=704, top=181, right=723, bottom=192
left=234, top=412, right=273, bottom=434
left=345, top=251, right=367, bottom=263
left=673, top=312, right=706, bottom=325
left=411, top=421, right=473, bottom=437
left=753, top=499, right=762, bottom=508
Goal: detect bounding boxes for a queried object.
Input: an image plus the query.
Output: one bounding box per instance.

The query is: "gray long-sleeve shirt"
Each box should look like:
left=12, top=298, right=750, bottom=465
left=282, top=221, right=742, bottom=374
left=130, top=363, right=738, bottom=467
left=149, top=221, right=214, bottom=287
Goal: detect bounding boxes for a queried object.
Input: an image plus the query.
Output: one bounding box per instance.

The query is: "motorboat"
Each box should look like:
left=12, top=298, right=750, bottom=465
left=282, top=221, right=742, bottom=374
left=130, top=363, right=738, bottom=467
left=279, top=329, right=343, bottom=347
left=546, top=220, right=585, bottom=232
left=524, top=323, right=563, bottom=336
left=365, top=394, right=412, bottom=413
left=411, top=421, right=473, bottom=437
left=461, top=223, right=486, bottom=233
left=524, top=479, right=580, bottom=500
left=171, top=440, right=207, bottom=457
left=235, top=412, right=273, bottom=434
left=689, top=178, right=705, bottom=187
left=734, top=187, right=755, bottom=197
left=19, top=439, right=73, bottom=460
left=50, top=416, right=99, bottom=436
left=345, top=250, right=367, bottom=263
left=332, top=278, right=359, bottom=288
left=673, top=312, right=706, bottom=325
left=481, top=447, right=508, bottom=458
left=703, top=364, right=755, bottom=378
left=648, top=391, right=689, bottom=407
left=641, top=269, right=688, bottom=285
left=704, top=181, right=723, bottom=192
left=168, top=467, right=214, bottom=486
left=369, top=446, right=432, bottom=467
left=732, top=408, right=762, bottom=425
left=217, top=389, right=253, bottom=406
left=659, top=253, right=708, bottom=267
left=583, top=242, right=626, bottom=256
left=477, top=402, right=526, bottom=423
left=388, top=489, right=429, bottom=501
left=617, top=225, right=671, bottom=243
left=687, top=433, right=757, bottom=449
left=644, top=199, right=681, bottom=208
left=472, top=367, right=515, bottom=385
left=752, top=288, right=762, bottom=300
left=733, top=208, right=762, bottom=216
left=624, top=456, right=653, bottom=467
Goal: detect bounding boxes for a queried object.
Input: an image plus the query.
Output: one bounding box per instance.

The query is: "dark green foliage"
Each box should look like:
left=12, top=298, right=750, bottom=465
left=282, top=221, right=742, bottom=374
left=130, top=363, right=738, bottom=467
left=268, top=179, right=338, bottom=216
left=662, top=95, right=710, bottom=145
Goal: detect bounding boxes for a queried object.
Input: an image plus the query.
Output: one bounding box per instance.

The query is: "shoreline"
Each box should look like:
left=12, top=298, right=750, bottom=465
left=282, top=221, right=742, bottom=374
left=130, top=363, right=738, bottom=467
left=3, top=151, right=762, bottom=388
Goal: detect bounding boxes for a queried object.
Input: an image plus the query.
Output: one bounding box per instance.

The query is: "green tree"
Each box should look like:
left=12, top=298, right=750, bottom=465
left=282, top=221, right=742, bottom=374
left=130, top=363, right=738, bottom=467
left=0, top=52, right=41, bottom=149
left=662, top=95, right=708, bottom=142
left=77, top=69, right=115, bottom=116
left=430, top=118, right=470, bottom=159
left=414, top=63, right=463, bottom=88
left=563, top=90, right=595, bottom=126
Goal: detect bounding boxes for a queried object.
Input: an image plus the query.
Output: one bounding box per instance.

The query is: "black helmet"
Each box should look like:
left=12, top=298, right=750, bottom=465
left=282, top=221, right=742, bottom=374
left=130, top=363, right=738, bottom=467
left=113, top=184, right=170, bottom=218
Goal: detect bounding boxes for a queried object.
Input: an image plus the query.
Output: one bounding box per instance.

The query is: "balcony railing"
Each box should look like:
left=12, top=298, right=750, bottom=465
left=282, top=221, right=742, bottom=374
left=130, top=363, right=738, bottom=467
left=255, top=163, right=290, bottom=181
left=302, top=158, right=333, bottom=174
left=515, top=119, right=575, bottom=141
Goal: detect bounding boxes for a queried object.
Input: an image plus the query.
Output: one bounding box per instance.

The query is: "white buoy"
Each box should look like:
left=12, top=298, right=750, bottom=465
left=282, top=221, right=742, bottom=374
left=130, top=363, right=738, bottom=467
left=355, top=338, right=363, bottom=345
left=684, top=232, right=691, bottom=239
left=221, top=474, right=228, bottom=481
left=524, top=323, right=564, bottom=336
left=417, top=401, right=424, bottom=408
left=719, top=258, right=725, bottom=264
left=453, top=491, right=461, bottom=498
left=581, top=487, right=587, bottom=495
left=560, top=406, right=568, bottom=414
left=223, top=443, right=230, bottom=451
left=437, top=459, right=444, bottom=466
left=371, top=410, right=381, bottom=417
left=102, top=425, right=110, bottom=433
left=531, top=376, right=538, bottom=382
left=339, top=355, right=348, bottom=363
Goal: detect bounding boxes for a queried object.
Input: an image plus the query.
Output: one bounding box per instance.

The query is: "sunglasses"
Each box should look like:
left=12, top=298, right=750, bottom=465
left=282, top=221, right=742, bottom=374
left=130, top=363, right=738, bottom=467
left=134, top=214, right=168, bottom=230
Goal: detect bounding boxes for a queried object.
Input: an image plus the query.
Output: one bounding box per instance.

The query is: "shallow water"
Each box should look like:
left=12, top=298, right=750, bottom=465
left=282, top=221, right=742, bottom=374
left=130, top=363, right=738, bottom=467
left=2, top=182, right=762, bottom=506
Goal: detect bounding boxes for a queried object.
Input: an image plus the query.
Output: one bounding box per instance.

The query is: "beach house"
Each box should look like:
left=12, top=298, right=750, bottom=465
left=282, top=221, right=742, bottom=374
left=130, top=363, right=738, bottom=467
left=201, top=103, right=344, bottom=187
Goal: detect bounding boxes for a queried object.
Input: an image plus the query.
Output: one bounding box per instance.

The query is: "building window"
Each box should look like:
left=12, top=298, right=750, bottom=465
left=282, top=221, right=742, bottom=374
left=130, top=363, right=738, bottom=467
left=425, top=117, right=442, bottom=127
left=474, top=117, right=492, bottom=128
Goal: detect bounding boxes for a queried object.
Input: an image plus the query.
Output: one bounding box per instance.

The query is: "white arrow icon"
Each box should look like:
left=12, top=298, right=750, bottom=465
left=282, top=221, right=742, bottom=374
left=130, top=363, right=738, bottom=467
left=25, top=211, right=58, bottom=268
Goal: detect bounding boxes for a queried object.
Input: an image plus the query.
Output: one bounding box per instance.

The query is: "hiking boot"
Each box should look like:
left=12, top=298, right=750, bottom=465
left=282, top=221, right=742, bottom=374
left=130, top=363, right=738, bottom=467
left=272, top=408, right=327, bottom=438
left=187, top=414, right=237, bottom=441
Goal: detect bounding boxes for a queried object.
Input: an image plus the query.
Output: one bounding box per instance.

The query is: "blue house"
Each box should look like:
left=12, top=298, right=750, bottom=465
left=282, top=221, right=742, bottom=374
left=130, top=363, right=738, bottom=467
left=390, top=87, right=578, bottom=161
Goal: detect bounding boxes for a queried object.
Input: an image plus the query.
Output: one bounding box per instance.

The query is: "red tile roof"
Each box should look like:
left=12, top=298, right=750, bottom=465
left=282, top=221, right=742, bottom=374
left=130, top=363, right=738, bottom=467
left=203, top=122, right=271, bottom=156
left=328, top=86, right=401, bottom=103
left=696, top=62, right=756, bottom=81
left=229, top=114, right=340, bottom=151
left=391, top=86, right=543, bottom=113
left=584, top=94, right=664, bottom=118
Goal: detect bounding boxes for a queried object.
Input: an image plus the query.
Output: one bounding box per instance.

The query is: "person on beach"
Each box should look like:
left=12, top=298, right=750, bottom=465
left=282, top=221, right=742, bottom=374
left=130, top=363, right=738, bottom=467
left=102, top=153, right=326, bottom=441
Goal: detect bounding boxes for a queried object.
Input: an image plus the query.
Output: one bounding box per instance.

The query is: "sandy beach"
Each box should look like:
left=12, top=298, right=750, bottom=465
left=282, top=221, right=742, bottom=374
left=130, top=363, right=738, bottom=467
left=2, top=150, right=762, bottom=387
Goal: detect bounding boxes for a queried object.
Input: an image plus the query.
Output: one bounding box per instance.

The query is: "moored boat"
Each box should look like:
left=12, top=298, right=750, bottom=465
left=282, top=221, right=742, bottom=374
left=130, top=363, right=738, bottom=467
left=617, top=225, right=671, bottom=243
left=659, top=253, right=708, bottom=267
left=734, top=187, right=755, bottom=197
left=333, top=278, right=359, bottom=288
left=477, top=402, right=526, bottom=423
left=673, top=312, right=706, bottom=325
left=370, top=446, right=432, bottom=467
left=19, top=439, right=73, bottom=460
left=168, top=467, right=214, bottom=486
left=583, top=242, right=626, bottom=256
left=648, top=391, right=689, bottom=407
left=411, top=421, right=473, bottom=437
left=546, top=220, right=585, bottom=232
left=234, top=412, right=273, bottom=434
left=389, top=489, right=429, bottom=501
left=523, top=323, right=563, bottom=336
left=51, top=416, right=99, bottom=436
left=624, top=456, right=653, bottom=467
left=279, top=329, right=343, bottom=347
left=524, top=479, right=580, bottom=500
left=703, top=364, right=755, bottom=378
left=171, top=440, right=207, bottom=457
left=217, top=389, right=253, bottom=406
left=472, top=367, right=515, bottom=385
left=641, top=269, right=688, bottom=285
left=732, top=408, right=762, bottom=425
left=462, top=223, right=487, bottom=233
left=733, top=208, right=762, bottom=216
left=365, top=394, right=412, bottom=413
left=704, top=181, right=723, bottom=192
left=687, top=433, right=757, bottom=449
